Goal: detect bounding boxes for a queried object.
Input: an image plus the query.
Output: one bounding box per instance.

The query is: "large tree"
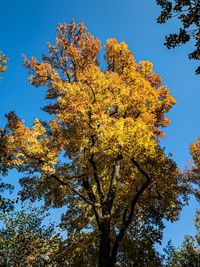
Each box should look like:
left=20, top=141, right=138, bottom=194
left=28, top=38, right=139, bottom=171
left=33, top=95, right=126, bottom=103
left=2, top=21, right=193, bottom=266
left=156, top=0, right=200, bottom=74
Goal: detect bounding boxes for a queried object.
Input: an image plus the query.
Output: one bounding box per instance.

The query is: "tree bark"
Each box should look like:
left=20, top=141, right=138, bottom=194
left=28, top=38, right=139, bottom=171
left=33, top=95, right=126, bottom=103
left=98, top=219, right=112, bottom=267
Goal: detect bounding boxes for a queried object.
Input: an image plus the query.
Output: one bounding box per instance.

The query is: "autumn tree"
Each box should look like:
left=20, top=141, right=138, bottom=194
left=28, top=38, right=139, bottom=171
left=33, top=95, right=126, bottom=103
left=2, top=20, right=194, bottom=266
left=159, top=125, right=200, bottom=267
left=159, top=136, right=200, bottom=266
left=0, top=52, right=15, bottom=213
left=158, top=127, right=200, bottom=266
left=156, top=0, right=200, bottom=74
left=188, top=137, right=200, bottom=200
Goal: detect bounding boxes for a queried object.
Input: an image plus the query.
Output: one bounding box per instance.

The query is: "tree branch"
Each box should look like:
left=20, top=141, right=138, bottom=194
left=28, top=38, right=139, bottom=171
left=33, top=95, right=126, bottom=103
left=82, top=176, right=101, bottom=226
left=88, top=131, right=105, bottom=206
left=131, top=158, right=151, bottom=180
left=49, top=173, right=93, bottom=206
left=110, top=158, right=152, bottom=263
left=50, top=173, right=101, bottom=226
left=105, top=157, right=121, bottom=213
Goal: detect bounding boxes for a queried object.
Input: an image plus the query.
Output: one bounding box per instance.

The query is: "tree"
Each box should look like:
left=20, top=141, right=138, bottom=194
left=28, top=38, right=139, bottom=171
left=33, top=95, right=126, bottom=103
left=115, top=217, right=164, bottom=266
left=189, top=137, right=200, bottom=200
left=163, top=210, right=200, bottom=267
left=2, top=20, right=193, bottom=266
left=160, top=137, right=200, bottom=266
left=0, top=177, right=14, bottom=213
left=0, top=203, right=65, bottom=266
left=0, top=53, right=14, bottom=213
left=156, top=0, right=200, bottom=74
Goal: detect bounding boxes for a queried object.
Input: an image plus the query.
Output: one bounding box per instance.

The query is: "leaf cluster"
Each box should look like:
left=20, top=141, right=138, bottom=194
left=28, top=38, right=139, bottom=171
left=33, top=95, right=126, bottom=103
left=0, top=51, right=6, bottom=75
left=157, top=0, right=200, bottom=74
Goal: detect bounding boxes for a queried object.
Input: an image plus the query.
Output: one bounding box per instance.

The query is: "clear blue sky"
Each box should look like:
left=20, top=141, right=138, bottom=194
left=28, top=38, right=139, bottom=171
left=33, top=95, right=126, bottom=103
left=0, top=0, right=199, bottom=249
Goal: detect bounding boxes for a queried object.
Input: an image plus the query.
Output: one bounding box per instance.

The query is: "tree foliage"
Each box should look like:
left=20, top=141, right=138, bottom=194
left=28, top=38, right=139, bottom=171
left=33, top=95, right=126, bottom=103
left=188, top=137, right=200, bottom=200
left=0, top=53, right=15, bottom=213
left=0, top=51, right=6, bottom=75
left=1, top=20, right=194, bottom=266
left=0, top=177, right=14, bottom=213
left=163, top=210, right=200, bottom=267
left=160, top=138, right=200, bottom=266
left=156, top=0, right=200, bottom=74
left=0, top=203, right=66, bottom=266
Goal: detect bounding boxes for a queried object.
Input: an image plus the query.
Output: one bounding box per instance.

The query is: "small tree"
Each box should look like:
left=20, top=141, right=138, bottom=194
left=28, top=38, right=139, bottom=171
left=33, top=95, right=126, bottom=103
left=3, top=21, right=193, bottom=266
left=0, top=53, right=14, bottom=213
left=0, top=203, right=64, bottom=266
left=164, top=211, right=200, bottom=267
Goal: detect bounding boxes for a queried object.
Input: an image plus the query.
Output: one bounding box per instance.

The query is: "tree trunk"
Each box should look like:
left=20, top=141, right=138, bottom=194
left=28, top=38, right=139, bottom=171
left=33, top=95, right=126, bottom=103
left=98, top=219, right=112, bottom=267
left=110, top=242, right=119, bottom=267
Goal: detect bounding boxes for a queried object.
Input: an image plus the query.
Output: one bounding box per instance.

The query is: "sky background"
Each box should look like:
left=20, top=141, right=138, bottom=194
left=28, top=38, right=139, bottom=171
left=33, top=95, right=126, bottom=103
left=0, top=0, right=199, bottom=250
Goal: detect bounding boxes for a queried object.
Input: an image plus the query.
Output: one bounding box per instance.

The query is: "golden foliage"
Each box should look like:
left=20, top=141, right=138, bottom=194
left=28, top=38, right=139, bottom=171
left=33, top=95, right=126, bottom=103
left=0, top=51, right=7, bottom=74
left=2, top=20, right=191, bottom=266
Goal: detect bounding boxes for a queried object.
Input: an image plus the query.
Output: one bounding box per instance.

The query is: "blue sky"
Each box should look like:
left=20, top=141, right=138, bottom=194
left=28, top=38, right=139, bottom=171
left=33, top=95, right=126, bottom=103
left=0, top=0, right=199, bottom=249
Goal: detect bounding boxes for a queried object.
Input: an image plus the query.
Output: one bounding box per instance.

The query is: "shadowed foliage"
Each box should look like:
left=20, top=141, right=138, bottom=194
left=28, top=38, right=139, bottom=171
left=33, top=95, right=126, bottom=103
left=157, top=0, right=200, bottom=74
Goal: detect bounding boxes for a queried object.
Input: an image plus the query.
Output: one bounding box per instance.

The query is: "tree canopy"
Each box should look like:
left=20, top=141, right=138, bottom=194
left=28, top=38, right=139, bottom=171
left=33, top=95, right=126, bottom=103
left=0, top=20, right=198, bottom=266
left=0, top=203, right=67, bottom=266
left=0, top=52, right=15, bottom=213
